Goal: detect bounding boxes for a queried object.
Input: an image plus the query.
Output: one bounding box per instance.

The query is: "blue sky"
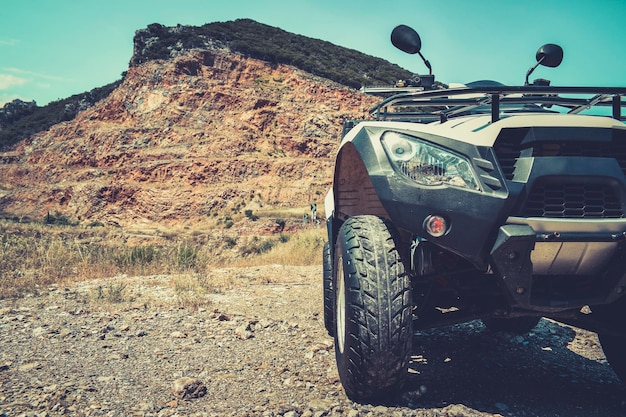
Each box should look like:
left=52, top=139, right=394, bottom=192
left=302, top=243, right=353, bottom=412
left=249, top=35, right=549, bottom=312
left=2, top=0, right=626, bottom=106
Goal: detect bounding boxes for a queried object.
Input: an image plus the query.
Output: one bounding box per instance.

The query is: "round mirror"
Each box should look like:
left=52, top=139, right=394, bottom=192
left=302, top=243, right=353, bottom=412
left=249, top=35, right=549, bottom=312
left=536, top=44, right=563, bottom=68
left=391, top=25, right=422, bottom=55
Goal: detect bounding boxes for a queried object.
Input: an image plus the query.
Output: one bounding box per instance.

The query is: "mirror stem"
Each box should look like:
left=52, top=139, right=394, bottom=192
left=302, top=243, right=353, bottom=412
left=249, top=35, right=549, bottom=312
left=418, top=52, right=432, bottom=75
left=525, top=56, right=545, bottom=85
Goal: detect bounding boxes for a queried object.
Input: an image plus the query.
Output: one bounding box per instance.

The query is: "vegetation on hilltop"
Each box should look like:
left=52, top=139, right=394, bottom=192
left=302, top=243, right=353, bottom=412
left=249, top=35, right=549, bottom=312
left=132, top=19, right=413, bottom=89
left=0, top=81, right=121, bottom=149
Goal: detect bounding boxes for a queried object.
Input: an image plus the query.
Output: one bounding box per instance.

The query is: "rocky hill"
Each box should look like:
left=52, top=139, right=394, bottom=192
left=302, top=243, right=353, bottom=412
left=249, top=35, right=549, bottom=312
left=0, top=19, right=411, bottom=150
left=0, top=40, right=379, bottom=230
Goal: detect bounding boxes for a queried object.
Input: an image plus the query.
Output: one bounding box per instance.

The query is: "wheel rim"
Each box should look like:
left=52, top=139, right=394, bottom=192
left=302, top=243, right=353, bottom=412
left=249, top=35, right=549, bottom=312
left=336, top=257, right=346, bottom=354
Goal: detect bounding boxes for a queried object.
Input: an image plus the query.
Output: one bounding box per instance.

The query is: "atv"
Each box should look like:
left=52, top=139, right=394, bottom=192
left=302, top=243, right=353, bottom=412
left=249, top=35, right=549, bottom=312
left=322, top=24, right=626, bottom=402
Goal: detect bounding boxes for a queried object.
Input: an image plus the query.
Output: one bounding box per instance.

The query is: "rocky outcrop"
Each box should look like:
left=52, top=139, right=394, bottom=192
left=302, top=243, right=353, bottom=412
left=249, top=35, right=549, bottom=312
left=0, top=48, right=378, bottom=229
left=0, top=99, right=37, bottom=127
left=130, top=23, right=226, bottom=67
left=0, top=82, right=121, bottom=149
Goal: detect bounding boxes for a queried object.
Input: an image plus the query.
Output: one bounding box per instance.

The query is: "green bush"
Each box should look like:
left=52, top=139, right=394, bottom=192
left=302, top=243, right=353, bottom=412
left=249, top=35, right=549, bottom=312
left=114, top=245, right=159, bottom=268
left=239, top=236, right=277, bottom=257
left=43, top=211, right=77, bottom=226
left=177, top=242, right=199, bottom=270
left=223, top=236, right=237, bottom=249
left=244, top=209, right=259, bottom=221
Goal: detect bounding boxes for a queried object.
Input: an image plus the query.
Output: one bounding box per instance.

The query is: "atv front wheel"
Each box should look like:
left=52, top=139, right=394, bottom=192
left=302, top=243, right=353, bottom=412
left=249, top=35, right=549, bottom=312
left=594, top=299, right=626, bottom=384
left=598, top=333, right=626, bottom=383
left=334, top=215, right=412, bottom=402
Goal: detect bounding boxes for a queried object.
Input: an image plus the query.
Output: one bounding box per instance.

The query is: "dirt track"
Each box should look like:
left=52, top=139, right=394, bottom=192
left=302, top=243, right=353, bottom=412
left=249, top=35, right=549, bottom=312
left=1, top=265, right=626, bottom=416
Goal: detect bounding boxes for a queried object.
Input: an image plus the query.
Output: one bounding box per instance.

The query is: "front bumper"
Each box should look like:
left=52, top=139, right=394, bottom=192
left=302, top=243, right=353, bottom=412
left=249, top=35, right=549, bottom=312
left=371, top=172, right=626, bottom=311
left=490, top=219, right=626, bottom=311
left=370, top=173, right=507, bottom=268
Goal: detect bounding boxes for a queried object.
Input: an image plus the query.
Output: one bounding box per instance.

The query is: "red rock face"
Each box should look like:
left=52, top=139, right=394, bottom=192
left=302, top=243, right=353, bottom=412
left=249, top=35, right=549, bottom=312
left=0, top=49, right=377, bottom=228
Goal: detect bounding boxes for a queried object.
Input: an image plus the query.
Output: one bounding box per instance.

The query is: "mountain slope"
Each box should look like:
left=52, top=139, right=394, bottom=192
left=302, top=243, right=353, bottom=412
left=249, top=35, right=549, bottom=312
left=0, top=19, right=412, bottom=150
left=0, top=46, right=378, bottom=230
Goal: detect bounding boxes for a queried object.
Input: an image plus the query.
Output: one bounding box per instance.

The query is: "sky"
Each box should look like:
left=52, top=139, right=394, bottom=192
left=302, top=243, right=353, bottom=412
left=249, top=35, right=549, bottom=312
left=2, top=0, right=626, bottom=106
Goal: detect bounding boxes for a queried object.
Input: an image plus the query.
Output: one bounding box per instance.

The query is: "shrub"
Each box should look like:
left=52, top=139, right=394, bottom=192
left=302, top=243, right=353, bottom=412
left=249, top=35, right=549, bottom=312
left=244, top=209, right=259, bottom=221
left=177, top=242, right=199, bottom=270
left=239, top=236, right=276, bottom=257
left=94, top=283, right=128, bottom=303
left=43, top=211, right=77, bottom=226
left=115, top=245, right=159, bottom=268
left=223, top=236, right=238, bottom=249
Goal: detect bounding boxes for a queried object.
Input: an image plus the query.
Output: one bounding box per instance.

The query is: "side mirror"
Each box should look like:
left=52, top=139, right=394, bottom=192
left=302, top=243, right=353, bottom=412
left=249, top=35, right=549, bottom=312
left=536, top=43, right=564, bottom=68
left=525, top=43, right=564, bottom=85
left=391, top=25, right=432, bottom=75
left=391, top=25, right=422, bottom=54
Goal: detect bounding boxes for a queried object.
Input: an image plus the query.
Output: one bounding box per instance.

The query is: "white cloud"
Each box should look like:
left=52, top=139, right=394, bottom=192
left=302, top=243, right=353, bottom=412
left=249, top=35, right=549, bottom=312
left=0, top=38, right=19, bottom=46
left=3, top=67, right=66, bottom=82
left=0, top=73, right=27, bottom=90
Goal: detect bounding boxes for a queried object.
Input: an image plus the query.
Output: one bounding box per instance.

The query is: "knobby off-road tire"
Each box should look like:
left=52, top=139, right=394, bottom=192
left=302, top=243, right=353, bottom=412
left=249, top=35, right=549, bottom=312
left=594, top=299, right=626, bottom=384
left=334, top=215, right=412, bottom=402
left=323, top=241, right=335, bottom=336
left=481, top=317, right=541, bottom=334
left=598, top=334, right=626, bottom=383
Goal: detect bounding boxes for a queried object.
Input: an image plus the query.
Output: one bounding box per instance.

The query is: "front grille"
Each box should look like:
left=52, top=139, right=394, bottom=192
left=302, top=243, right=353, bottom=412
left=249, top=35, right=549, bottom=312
left=492, top=140, right=520, bottom=180
left=522, top=182, right=623, bottom=218
left=493, top=128, right=626, bottom=181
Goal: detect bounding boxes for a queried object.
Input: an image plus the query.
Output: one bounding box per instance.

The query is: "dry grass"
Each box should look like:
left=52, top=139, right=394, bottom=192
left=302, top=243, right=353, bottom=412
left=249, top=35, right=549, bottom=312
left=0, top=220, right=325, bottom=299
left=232, top=227, right=325, bottom=267
left=92, top=282, right=131, bottom=303
left=170, top=272, right=232, bottom=310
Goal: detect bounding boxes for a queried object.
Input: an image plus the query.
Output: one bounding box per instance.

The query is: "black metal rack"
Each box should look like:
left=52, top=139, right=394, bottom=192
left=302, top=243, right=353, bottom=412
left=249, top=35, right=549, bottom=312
left=366, top=86, right=626, bottom=124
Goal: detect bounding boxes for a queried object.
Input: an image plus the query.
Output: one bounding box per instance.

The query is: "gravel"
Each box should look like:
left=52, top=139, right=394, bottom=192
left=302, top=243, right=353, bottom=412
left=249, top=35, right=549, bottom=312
left=1, top=265, right=626, bottom=416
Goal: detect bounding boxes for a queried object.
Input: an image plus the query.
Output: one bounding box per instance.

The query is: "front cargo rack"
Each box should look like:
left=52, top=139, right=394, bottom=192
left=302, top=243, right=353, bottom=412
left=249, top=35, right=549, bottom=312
left=365, top=85, right=626, bottom=124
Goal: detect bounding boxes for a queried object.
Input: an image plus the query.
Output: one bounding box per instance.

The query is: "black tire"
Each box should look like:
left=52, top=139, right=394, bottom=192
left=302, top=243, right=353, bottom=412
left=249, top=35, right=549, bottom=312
left=594, top=299, right=626, bottom=384
left=323, top=241, right=334, bottom=336
left=481, top=317, right=541, bottom=334
left=333, top=215, right=412, bottom=402
left=598, top=334, right=626, bottom=383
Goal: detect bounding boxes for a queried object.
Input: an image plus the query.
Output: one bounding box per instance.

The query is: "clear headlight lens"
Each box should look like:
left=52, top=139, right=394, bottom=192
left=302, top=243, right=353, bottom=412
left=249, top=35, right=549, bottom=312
left=381, top=131, right=480, bottom=190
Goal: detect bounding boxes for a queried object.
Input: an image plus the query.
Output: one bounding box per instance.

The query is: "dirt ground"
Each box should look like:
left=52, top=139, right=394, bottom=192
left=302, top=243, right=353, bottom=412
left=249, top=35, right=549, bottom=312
left=1, top=265, right=626, bottom=416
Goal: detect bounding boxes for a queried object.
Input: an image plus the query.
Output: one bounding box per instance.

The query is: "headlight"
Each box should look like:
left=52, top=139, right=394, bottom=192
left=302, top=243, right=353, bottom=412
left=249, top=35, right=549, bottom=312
left=381, top=131, right=480, bottom=190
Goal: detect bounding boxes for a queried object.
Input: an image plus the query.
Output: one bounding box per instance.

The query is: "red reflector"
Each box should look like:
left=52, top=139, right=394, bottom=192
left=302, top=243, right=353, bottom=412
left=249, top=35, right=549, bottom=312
left=425, top=215, right=448, bottom=237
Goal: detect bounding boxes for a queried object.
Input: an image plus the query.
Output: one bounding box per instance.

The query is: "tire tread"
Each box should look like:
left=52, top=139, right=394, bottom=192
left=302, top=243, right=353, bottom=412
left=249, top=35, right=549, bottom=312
left=335, top=215, right=412, bottom=401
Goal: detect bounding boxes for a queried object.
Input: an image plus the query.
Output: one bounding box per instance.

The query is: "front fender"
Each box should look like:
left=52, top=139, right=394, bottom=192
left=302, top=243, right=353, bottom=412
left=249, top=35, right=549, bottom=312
left=331, top=126, right=394, bottom=222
